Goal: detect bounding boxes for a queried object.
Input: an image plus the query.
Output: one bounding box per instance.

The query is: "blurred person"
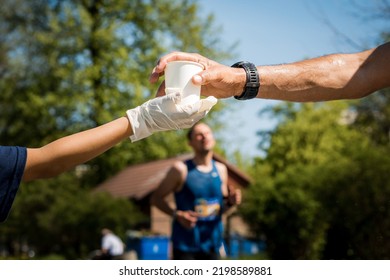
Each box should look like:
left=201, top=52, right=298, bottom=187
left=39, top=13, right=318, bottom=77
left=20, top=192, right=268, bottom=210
left=150, top=122, right=241, bottom=260
left=0, top=92, right=217, bottom=223
left=150, top=42, right=390, bottom=102
left=98, top=228, right=124, bottom=260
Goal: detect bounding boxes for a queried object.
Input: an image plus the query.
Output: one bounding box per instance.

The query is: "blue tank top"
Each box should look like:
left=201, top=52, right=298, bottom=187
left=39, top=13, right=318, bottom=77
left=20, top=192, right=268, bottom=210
left=0, top=146, right=27, bottom=222
left=171, top=159, right=224, bottom=253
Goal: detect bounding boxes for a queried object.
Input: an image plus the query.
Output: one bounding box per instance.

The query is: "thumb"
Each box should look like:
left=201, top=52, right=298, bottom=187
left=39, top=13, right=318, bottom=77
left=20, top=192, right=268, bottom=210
left=192, top=69, right=218, bottom=86
left=192, top=74, right=203, bottom=86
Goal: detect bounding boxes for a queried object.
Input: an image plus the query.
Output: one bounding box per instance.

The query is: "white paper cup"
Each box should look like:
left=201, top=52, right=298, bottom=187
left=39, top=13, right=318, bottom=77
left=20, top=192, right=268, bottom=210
left=165, top=61, right=203, bottom=105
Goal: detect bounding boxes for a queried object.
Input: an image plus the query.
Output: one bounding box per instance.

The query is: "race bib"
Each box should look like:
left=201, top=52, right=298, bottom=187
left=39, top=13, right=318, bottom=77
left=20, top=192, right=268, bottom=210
left=195, top=198, right=221, bottom=221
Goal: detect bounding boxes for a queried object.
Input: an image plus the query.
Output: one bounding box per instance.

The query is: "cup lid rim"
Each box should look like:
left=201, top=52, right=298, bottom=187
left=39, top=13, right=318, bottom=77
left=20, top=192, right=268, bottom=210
left=166, top=60, right=204, bottom=69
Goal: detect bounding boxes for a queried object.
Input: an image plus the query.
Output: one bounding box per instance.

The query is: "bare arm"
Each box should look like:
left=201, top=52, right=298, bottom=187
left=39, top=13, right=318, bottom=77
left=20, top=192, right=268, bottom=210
left=23, top=116, right=132, bottom=181
left=150, top=161, right=185, bottom=216
left=151, top=42, right=390, bottom=102
left=21, top=89, right=217, bottom=182
left=150, top=162, right=198, bottom=229
left=216, top=162, right=229, bottom=197
left=216, top=162, right=241, bottom=215
left=258, top=43, right=390, bottom=102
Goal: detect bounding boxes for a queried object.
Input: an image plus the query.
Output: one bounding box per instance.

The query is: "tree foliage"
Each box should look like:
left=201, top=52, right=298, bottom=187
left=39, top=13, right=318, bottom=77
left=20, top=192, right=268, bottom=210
left=0, top=0, right=231, bottom=182
left=1, top=172, right=145, bottom=259
left=240, top=101, right=390, bottom=259
left=0, top=0, right=233, bottom=258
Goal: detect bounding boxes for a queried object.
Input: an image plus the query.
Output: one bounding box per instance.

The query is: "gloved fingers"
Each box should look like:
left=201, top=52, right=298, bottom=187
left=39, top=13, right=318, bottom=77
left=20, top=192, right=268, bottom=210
left=148, top=91, right=181, bottom=113
left=164, top=88, right=182, bottom=104
left=197, top=96, right=217, bottom=112
left=179, top=96, right=217, bottom=115
left=191, top=110, right=208, bottom=124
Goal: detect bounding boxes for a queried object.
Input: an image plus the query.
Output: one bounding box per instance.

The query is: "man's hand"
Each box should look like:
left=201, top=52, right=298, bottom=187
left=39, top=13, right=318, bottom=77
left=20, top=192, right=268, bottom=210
left=150, top=51, right=246, bottom=99
left=228, top=188, right=242, bottom=206
left=176, top=210, right=198, bottom=229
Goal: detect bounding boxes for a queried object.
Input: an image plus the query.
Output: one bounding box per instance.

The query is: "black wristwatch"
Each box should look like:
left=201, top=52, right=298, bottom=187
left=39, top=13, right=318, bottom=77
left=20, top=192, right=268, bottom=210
left=231, top=61, right=260, bottom=100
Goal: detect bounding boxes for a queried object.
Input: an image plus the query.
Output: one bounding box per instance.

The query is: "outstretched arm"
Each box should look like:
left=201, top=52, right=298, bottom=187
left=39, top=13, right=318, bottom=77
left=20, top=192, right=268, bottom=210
left=151, top=42, right=390, bottom=102
left=22, top=92, right=217, bottom=182
left=258, top=42, right=390, bottom=102
left=23, top=117, right=132, bottom=181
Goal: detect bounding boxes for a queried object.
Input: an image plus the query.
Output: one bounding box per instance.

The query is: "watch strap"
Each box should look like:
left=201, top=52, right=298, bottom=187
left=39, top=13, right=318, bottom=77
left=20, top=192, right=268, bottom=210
left=231, top=61, right=260, bottom=100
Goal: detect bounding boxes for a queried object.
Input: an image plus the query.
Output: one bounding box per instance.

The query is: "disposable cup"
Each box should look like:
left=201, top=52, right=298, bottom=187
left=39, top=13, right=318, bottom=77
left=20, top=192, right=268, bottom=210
left=165, top=61, right=203, bottom=105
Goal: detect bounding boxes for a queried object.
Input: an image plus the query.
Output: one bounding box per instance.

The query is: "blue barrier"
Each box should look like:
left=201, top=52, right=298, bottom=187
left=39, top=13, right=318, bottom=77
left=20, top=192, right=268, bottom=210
left=126, top=236, right=169, bottom=260
left=226, top=236, right=266, bottom=258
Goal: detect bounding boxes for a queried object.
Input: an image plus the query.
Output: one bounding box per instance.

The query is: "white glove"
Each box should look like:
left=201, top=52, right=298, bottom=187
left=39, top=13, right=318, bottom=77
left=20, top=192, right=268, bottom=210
left=126, top=92, right=217, bottom=142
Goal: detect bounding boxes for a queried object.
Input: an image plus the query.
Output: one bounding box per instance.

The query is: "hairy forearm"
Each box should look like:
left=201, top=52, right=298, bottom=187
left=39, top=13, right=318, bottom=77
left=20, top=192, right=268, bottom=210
left=257, top=44, right=389, bottom=102
left=258, top=53, right=366, bottom=101
left=23, top=116, right=132, bottom=181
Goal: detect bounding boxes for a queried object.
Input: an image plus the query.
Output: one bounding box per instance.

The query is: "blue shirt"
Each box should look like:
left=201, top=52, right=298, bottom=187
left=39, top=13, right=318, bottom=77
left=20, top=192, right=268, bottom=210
left=172, top=159, right=224, bottom=253
left=0, top=146, right=27, bottom=222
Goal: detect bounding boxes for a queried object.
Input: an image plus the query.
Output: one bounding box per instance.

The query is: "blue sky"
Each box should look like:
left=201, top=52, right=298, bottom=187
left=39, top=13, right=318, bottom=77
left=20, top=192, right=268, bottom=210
left=195, top=0, right=388, bottom=159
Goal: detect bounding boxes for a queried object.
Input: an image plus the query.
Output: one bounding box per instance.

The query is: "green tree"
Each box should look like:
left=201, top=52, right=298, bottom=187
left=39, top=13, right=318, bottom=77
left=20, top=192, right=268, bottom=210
left=0, top=0, right=233, bottom=259
left=0, top=0, right=231, bottom=183
left=241, top=102, right=390, bottom=259
left=1, top=172, right=145, bottom=259
left=310, top=141, right=390, bottom=259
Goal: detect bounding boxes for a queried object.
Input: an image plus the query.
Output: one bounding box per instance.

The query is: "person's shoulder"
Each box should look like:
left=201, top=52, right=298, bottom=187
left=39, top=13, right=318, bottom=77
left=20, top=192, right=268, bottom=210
left=160, top=160, right=187, bottom=190
left=0, top=146, right=27, bottom=172
left=214, top=160, right=227, bottom=170
left=171, top=160, right=187, bottom=173
left=214, top=160, right=228, bottom=177
left=0, top=146, right=27, bottom=155
left=0, top=146, right=27, bottom=222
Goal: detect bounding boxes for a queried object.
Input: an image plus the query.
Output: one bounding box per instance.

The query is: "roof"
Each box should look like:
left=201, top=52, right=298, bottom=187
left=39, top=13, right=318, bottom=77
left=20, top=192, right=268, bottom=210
left=94, top=153, right=251, bottom=200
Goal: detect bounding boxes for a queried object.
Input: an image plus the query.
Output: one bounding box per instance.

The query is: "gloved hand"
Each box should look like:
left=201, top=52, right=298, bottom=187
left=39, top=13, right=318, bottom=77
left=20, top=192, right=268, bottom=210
left=126, top=92, right=217, bottom=142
